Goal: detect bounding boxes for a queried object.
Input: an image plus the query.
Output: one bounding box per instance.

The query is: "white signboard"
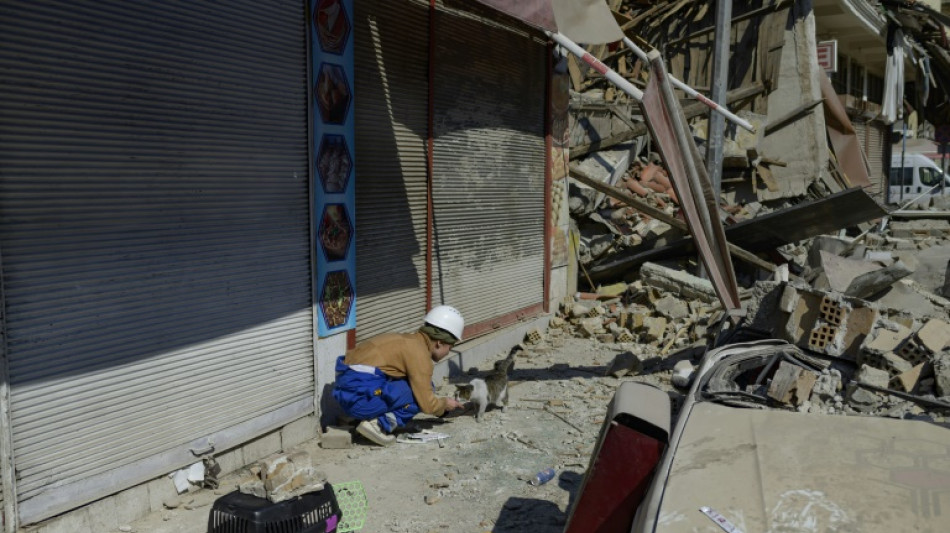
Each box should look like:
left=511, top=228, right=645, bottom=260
left=817, top=40, right=838, bottom=73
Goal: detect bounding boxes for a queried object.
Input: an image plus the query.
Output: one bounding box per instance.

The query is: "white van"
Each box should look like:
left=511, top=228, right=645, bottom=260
left=889, top=153, right=950, bottom=206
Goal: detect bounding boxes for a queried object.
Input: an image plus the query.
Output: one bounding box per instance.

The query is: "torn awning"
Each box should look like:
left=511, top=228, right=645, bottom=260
left=472, top=0, right=623, bottom=44
left=821, top=71, right=872, bottom=189
left=639, top=50, right=742, bottom=312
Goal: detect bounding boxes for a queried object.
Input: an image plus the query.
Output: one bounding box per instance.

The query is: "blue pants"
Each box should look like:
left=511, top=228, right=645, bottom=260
left=331, top=356, right=422, bottom=433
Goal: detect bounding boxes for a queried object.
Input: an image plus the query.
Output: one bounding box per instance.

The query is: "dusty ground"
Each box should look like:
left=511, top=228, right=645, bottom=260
left=129, top=330, right=691, bottom=533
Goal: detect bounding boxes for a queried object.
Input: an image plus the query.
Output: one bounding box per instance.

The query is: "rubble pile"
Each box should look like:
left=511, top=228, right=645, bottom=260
left=559, top=216, right=950, bottom=423
left=552, top=262, right=726, bottom=361
left=744, top=281, right=950, bottom=421
left=571, top=145, right=781, bottom=274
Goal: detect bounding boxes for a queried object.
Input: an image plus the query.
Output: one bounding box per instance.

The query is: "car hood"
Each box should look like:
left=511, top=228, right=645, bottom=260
left=655, top=402, right=950, bottom=533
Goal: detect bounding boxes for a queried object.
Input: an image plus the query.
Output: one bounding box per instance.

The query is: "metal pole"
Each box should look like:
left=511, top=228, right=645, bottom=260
left=900, top=120, right=906, bottom=203
left=621, top=37, right=754, bottom=133
left=942, top=142, right=947, bottom=197
left=546, top=31, right=644, bottom=102
left=706, top=0, right=732, bottom=197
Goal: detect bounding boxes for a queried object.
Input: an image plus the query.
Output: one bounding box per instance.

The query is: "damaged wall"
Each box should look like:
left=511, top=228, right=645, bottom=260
left=759, top=3, right=832, bottom=200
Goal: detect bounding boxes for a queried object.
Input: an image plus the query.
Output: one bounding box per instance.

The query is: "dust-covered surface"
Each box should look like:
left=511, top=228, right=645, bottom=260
left=127, top=333, right=687, bottom=533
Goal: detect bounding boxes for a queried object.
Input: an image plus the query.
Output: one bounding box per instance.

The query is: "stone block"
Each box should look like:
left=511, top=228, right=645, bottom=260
left=846, top=385, right=883, bottom=413
left=863, top=325, right=911, bottom=354
left=240, top=480, right=267, bottom=499
left=671, top=360, right=695, bottom=388
left=639, top=261, right=718, bottom=303
left=577, top=320, right=599, bottom=338
left=859, top=350, right=913, bottom=377
left=85, top=496, right=119, bottom=532
left=630, top=313, right=645, bottom=330
left=934, top=354, right=950, bottom=397
left=855, top=365, right=890, bottom=389
left=807, top=235, right=851, bottom=268
left=893, top=363, right=927, bottom=393
left=653, top=294, right=688, bottom=320
left=113, top=482, right=150, bottom=526
left=606, top=351, right=642, bottom=377
left=320, top=426, right=353, bottom=449
left=281, top=415, right=319, bottom=450
left=898, top=339, right=931, bottom=366
left=570, top=303, right=591, bottom=318
left=33, top=509, right=94, bottom=533
left=524, top=327, right=545, bottom=345
left=246, top=451, right=326, bottom=504
left=808, top=324, right=839, bottom=354
left=778, top=284, right=799, bottom=313
left=818, top=295, right=847, bottom=326
left=243, top=431, right=282, bottom=464
left=818, top=251, right=882, bottom=293
left=215, top=446, right=245, bottom=476
left=597, top=282, right=628, bottom=298
left=146, top=476, right=180, bottom=513
left=785, top=291, right=822, bottom=347
left=613, top=328, right=635, bottom=343
left=917, top=319, right=950, bottom=352
left=641, top=316, right=668, bottom=343
left=842, top=306, right=878, bottom=360
left=767, top=362, right=818, bottom=405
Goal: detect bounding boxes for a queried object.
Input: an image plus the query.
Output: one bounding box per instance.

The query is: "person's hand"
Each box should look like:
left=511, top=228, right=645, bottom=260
left=444, top=397, right=463, bottom=411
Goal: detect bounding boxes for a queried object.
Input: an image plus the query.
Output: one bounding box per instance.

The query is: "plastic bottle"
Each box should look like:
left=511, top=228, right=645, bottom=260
left=530, top=467, right=556, bottom=486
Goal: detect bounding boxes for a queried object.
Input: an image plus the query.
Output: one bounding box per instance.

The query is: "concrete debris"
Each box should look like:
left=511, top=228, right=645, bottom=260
left=606, top=351, right=642, bottom=377
left=671, top=360, right=695, bottom=389
left=640, top=262, right=720, bottom=304
left=239, top=451, right=327, bottom=503
left=557, top=213, right=950, bottom=423
left=319, top=426, right=353, bottom=449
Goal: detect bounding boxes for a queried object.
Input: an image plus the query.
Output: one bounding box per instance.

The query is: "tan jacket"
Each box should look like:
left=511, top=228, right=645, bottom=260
left=343, top=331, right=446, bottom=416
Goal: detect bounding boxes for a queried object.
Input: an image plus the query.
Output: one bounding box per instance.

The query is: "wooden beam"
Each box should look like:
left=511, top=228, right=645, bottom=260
left=569, top=165, right=783, bottom=276
left=667, top=0, right=794, bottom=47
left=571, top=83, right=765, bottom=159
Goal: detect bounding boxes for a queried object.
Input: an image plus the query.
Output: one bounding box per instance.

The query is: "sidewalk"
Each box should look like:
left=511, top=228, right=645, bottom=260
left=127, top=333, right=681, bottom=533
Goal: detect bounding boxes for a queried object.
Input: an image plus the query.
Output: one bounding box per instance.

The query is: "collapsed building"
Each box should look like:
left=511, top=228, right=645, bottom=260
left=567, top=0, right=950, bottom=289
left=549, top=0, right=950, bottom=424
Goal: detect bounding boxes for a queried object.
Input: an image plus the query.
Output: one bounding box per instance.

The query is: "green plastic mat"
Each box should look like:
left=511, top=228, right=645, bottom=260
left=333, top=480, right=367, bottom=532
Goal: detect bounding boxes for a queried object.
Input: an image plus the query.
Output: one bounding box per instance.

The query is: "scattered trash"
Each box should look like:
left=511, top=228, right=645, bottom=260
left=699, top=506, right=744, bottom=533
left=396, top=431, right=451, bottom=447
left=529, top=467, right=557, bottom=486
left=169, top=461, right=205, bottom=494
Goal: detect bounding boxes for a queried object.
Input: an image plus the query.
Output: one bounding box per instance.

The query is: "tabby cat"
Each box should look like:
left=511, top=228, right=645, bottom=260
left=455, top=348, right=516, bottom=422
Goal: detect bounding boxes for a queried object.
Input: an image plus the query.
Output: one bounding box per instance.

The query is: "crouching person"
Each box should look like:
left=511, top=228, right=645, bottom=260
left=332, top=306, right=465, bottom=446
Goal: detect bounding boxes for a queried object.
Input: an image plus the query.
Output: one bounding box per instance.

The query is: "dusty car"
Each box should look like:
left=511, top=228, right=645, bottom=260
left=564, top=337, right=950, bottom=533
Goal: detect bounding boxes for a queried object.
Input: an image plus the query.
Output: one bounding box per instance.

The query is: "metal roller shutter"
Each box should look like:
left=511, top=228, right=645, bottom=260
left=431, top=11, right=546, bottom=327
left=353, top=0, right=429, bottom=341
left=866, top=122, right=886, bottom=198
left=0, top=0, right=312, bottom=523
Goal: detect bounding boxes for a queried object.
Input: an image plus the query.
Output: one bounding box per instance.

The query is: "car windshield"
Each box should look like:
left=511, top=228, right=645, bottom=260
left=919, top=166, right=947, bottom=187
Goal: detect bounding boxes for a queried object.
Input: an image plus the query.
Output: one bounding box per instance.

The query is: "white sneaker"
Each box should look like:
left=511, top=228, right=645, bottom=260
left=356, top=419, right=395, bottom=446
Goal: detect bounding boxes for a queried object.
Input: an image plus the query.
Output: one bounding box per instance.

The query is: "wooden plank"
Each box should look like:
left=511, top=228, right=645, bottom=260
left=568, top=165, right=781, bottom=276
left=567, top=55, right=585, bottom=92
left=572, top=82, right=765, bottom=158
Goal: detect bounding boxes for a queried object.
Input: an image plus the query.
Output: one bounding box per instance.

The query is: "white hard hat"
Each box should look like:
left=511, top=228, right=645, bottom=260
left=423, top=305, right=465, bottom=342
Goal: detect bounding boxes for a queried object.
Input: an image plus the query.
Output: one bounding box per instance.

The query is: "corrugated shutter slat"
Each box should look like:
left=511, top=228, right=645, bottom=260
left=0, top=0, right=312, bottom=523
left=354, top=0, right=430, bottom=341
left=431, top=12, right=546, bottom=325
